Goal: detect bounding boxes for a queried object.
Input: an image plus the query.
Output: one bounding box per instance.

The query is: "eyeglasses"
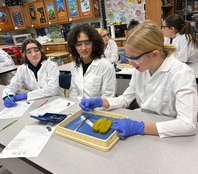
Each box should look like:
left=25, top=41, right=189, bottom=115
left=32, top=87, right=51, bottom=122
left=75, top=40, right=92, bottom=50
left=161, top=25, right=169, bottom=29
left=25, top=47, right=41, bottom=55
left=101, top=33, right=110, bottom=38
left=124, top=50, right=153, bottom=64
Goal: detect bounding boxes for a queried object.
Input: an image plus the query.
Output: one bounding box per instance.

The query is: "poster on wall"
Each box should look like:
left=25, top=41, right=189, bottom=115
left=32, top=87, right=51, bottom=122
left=46, top=3, right=56, bottom=20
left=0, top=10, right=8, bottom=25
left=105, top=0, right=145, bottom=26
left=80, top=0, right=91, bottom=16
left=56, top=0, right=66, bottom=17
left=68, top=0, right=78, bottom=17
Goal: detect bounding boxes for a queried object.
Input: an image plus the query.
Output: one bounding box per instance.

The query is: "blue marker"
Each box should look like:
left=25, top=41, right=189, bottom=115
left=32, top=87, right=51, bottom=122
left=5, top=92, right=13, bottom=101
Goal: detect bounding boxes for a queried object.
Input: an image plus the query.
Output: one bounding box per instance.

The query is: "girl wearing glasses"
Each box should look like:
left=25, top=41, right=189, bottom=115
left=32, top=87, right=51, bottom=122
left=162, top=14, right=198, bottom=64
left=2, top=38, right=64, bottom=108
left=79, top=20, right=198, bottom=138
left=98, top=28, right=118, bottom=63
left=67, top=23, right=117, bottom=100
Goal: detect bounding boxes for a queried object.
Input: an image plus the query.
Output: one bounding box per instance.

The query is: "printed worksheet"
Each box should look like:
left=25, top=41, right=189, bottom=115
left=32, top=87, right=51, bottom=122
left=0, top=124, right=56, bottom=158
left=29, top=98, right=75, bottom=116
left=0, top=101, right=34, bottom=119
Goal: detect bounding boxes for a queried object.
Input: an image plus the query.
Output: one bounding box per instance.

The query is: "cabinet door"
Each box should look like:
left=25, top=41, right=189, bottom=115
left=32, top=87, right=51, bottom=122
left=145, top=0, right=161, bottom=27
left=34, top=0, right=49, bottom=26
left=21, top=4, right=31, bottom=28
left=78, top=0, right=100, bottom=19
left=55, top=0, right=68, bottom=23
left=8, top=6, right=26, bottom=30
left=27, top=2, right=40, bottom=27
left=65, top=0, right=81, bottom=21
left=0, top=7, right=14, bottom=31
left=44, top=0, right=59, bottom=25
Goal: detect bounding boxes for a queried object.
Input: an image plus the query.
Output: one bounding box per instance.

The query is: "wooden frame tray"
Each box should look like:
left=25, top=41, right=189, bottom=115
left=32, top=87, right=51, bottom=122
left=56, top=109, right=128, bottom=151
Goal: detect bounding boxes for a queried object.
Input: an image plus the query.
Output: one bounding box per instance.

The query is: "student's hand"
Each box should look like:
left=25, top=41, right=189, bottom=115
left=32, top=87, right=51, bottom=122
left=79, top=98, right=103, bottom=112
left=14, top=93, right=27, bottom=101
left=111, top=119, right=145, bottom=137
left=121, top=56, right=127, bottom=63
left=4, top=97, right=17, bottom=108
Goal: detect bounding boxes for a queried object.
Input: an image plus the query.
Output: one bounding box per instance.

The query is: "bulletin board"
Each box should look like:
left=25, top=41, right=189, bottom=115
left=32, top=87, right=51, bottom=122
left=104, top=0, right=145, bottom=26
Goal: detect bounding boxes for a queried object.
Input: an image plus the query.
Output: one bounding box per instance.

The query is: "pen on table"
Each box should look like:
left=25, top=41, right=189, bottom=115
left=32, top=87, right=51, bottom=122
left=5, top=92, right=13, bottom=101
left=0, top=120, right=18, bottom=131
left=38, top=99, right=48, bottom=108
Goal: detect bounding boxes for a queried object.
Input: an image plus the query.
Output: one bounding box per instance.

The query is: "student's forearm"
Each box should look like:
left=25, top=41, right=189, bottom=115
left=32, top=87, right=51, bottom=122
left=101, top=98, right=110, bottom=108
left=144, top=123, right=159, bottom=136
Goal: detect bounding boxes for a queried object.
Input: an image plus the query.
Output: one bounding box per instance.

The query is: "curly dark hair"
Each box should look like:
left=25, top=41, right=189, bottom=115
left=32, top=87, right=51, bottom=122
left=67, top=23, right=105, bottom=67
left=21, top=38, right=47, bottom=64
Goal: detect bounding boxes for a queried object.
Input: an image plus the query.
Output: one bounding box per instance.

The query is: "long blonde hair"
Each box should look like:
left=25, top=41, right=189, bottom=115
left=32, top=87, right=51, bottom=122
left=126, top=20, right=176, bottom=58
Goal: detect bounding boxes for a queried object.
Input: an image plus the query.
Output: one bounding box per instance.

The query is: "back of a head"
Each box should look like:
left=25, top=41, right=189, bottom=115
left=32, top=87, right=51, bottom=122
left=126, top=20, right=176, bottom=57
left=127, top=19, right=139, bottom=31
left=165, top=14, right=198, bottom=47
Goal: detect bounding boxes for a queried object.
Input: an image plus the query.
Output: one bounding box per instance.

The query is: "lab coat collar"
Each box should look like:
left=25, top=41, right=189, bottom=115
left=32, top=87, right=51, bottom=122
left=147, top=55, right=176, bottom=77
left=91, top=58, right=101, bottom=67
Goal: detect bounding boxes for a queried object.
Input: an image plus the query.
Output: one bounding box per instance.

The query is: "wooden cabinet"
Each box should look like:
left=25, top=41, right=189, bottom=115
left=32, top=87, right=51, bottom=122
left=145, top=0, right=175, bottom=27
left=44, top=0, right=59, bottom=25
left=42, top=43, right=67, bottom=54
left=21, top=4, right=32, bottom=28
left=8, top=6, right=26, bottom=30
left=78, top=0, right=100, bottom=19
left=0, top=6, right=14, bottom=31
left=34, top=0, right=49, bottom=26
left=27, top=2, right=40, bottom=28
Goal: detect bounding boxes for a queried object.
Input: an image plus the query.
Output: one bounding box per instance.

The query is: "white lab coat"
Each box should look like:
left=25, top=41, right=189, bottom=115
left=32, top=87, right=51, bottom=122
left=69, top=58, right=117, bottom=100
left=2, top=59, right=64, bottom=100
left=0, top=49, right=15, bottom=85
left=107, top=55, right=198, bottom=138
left=0, top=49, right=14, bottom=66
left=164, top=33, right=198, bottom=63
left=104, top=39, right=118, bottom=63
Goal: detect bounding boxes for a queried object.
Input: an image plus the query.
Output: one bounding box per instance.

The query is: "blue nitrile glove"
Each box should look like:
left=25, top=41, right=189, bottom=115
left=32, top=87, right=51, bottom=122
left=79, top=98, right=103, bottom=112
left=112, top=62, right=121, bottom=72
left=111, top=119, right=145, bottom=137
left=121, top=56, right=127, bottom=63
left=4, top=97, right=17, bottom=108
left=14, top=93, right=27, bottom=101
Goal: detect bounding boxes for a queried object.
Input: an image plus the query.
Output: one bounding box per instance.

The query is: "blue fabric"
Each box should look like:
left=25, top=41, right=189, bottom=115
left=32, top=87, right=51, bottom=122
left=59, top=73, right=71, bottom=89
left=111, top=118, right=145, bottom=137
left=4, top=97, right=16, bottom=108
left=79, top=98, right=103, bottom=112
left=14, top=93, right=27, bottom=101
left=112, top=62, right=121, bottom=72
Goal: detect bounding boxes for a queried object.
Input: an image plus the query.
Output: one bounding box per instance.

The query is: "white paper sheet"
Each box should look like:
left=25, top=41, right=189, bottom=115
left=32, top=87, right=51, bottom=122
left=0, top=101, right=34, bottom=119
left=0, top=124, right=56, bottom=158
left=117, top=68, right=134, bottom=74
left=29, top=98, right=75, bottom=116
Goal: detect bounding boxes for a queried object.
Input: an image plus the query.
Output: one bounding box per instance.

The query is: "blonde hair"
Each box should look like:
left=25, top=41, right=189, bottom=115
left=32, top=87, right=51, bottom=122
left=126, top=20, right=176, bottom=58
left=97, top=28, right=108, bottom=35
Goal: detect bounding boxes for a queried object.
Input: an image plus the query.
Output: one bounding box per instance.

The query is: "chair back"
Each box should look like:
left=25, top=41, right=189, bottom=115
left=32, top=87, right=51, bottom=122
left=59, top=73, right=71, bottom=90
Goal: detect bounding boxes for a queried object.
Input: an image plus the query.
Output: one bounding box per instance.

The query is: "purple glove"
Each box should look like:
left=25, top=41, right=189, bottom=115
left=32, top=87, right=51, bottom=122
left=79, top=98, right=103, bottom=112
left=111, top=119, right=145, bottom=137
left=4, top=96, right=16, bottom=108
left=14, top=93, right=27, bottom=101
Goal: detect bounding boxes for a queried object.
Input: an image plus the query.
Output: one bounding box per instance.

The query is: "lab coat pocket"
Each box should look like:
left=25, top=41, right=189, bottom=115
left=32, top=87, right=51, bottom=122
left=84, top=74, right=102, bottom=95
